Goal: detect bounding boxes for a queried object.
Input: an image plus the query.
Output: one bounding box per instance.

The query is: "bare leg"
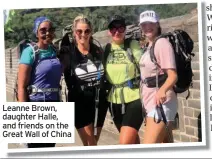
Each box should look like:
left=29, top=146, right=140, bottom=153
left=143, top=117, right=166, bottom=143
left=119, top=126, right=138, bottom=144
left=77, top=123, right=97, bottom=146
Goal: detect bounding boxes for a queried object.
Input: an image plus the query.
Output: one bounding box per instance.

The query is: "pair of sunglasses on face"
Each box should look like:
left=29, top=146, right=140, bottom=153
left=39, top=27, right=55, bottom=35
left=75, top=29, right=91, bottom=36
left=109, top=24, right=126, bottom=34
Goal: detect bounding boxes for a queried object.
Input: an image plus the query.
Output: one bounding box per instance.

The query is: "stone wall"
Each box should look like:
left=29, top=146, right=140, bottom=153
left=5, top=11, right=200, bottom=143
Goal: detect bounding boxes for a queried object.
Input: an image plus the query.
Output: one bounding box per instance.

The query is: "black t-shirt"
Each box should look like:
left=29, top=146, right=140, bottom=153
left=62, top=43, right=104, bottom=94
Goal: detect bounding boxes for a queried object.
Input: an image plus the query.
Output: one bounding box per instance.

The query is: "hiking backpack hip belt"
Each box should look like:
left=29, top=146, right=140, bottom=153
left=109, top=76, right=141, bottom=119
left=142, top=74, right=167, bottom=88
left=112, top=76, right=140, bottom=89
left=28, top=85, right=59, bottom=94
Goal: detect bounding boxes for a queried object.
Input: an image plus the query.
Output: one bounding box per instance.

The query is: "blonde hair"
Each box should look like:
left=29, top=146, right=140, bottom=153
left=72, top=15, right=92, bottom=32
left=72, top=15, right=93, bottom=43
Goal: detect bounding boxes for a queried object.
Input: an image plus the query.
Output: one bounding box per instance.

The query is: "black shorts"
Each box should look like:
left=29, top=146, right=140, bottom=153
left=68, top=88, right=108, bottom=129
left=109, top=99, right=143, bottom=131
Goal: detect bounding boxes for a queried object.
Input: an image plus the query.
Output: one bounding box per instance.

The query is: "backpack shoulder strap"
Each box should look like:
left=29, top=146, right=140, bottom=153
left=124, top=38, right=133, bottom=62
left=143, top=42, right=149, bottom=53
left=124, top=39, right=140, bottom=74
left=27, top=42, right=40, bottom=64
left=68, top=41, right=77, bottom=72
left=103, top=43, right=111, bottom=66
left=150, top=36, right=162, bottom=69
left=17, top=39, right=40, bottom=64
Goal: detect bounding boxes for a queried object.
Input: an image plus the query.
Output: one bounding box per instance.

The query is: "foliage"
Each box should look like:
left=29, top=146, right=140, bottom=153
left=4, top=3, right=197, bottom=48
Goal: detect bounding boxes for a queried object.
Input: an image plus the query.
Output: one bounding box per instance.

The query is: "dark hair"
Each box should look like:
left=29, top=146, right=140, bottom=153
left=157, top=23, right=162, bottom=36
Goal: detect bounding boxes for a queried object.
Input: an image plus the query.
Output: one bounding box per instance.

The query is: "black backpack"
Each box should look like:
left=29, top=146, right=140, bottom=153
left=150, top=29, right=194, bottom=98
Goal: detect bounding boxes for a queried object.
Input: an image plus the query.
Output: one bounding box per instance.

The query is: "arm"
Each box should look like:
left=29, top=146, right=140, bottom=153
left=160, top=69, right=178, bottom=93
left=155, top=69, right=177, bottom=106
left=154, top=38, right=177, bottom=106
left=18, top=64, right=32, bottom=102
left=18, top=47, right=33, bottom=102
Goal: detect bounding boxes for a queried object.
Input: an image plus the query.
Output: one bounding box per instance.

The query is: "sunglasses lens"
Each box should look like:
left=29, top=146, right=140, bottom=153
left=110, top=28, right=117, bottom=34
left=76, top=29, right=91, bottom=35
left=85, top=29, right=91, bottom=34
left=39, top=27, right=55, bottom=34
left=118, top=27, right=125, bottom=33
left=39, top=28, right=46, bottom=34
left=76, top=29, right=82, bottom=35
left=110, top=26, right=125, bottom=34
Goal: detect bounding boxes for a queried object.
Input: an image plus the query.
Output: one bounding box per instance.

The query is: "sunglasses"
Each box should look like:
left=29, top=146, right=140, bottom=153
left=109, top=25, right=126, bottom=34
left=75, top=29, right=91, bottom=36
left=39, top=27, right=55, bottom=34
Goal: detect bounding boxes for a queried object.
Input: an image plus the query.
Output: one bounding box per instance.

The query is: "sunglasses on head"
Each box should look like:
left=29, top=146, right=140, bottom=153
left=109, top=25, right=126, bottom=34
left=75, top=29, right=91, bottom=36
left=39, top=27, right=55, bottom=34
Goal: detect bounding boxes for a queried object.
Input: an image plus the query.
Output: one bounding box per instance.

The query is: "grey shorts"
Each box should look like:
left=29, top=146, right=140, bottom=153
left=146, top=100, right=177, bottom=122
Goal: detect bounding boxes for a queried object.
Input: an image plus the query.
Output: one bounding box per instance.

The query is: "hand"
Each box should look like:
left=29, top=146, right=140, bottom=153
left=155, top=89, right=167, bottom=107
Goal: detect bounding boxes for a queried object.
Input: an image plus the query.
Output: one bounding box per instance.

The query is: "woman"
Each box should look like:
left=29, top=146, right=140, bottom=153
left=59, top=15, right=108, bottom=146
left=139, top=10, right=178, bottom=143
left=18, top=16, right=62, bottom=148
left=104, top=15, right=143, bottom=144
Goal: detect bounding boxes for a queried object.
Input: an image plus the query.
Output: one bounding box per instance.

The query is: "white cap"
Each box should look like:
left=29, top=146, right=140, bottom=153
left=139, top=10, right=159, bottom=24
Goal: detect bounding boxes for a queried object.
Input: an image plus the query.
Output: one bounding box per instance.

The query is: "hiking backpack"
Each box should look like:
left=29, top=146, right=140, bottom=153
left=13, top=39, right=39, bottom=101
left=149, top=29, right=195, bottom=98
left=125, top=25, right=141, bottom=41
left=14, top=39, right=61, bottom=101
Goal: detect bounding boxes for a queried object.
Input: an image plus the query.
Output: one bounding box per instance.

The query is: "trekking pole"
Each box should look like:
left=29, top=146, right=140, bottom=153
left=94, top=87, right=100, bottom=136
left=158, top=104, right=173, bottom=143
left=155, top=62, right=173, bottom=143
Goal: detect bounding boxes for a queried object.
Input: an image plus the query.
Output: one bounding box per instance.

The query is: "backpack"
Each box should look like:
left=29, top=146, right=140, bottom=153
left=53, top=24, right=73, bottom=51
left=149, top=29, right=194, bottom=98
left=125, top=25, right=141, bottom=41
left=13, top=39, right=39, bottom=101
left=13, top=39, right=61, bottom=101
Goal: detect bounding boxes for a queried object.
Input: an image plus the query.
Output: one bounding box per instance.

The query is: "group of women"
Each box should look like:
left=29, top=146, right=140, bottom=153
left=18, top=10, right=178, bottom=148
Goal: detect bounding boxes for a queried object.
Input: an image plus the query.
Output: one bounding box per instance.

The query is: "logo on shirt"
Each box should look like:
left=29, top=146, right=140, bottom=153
left=107, top=49, right=127, bottom=64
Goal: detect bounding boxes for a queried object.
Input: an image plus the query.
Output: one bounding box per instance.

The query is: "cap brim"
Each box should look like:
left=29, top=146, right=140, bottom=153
left=139, top=18, right=158, bottom=24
